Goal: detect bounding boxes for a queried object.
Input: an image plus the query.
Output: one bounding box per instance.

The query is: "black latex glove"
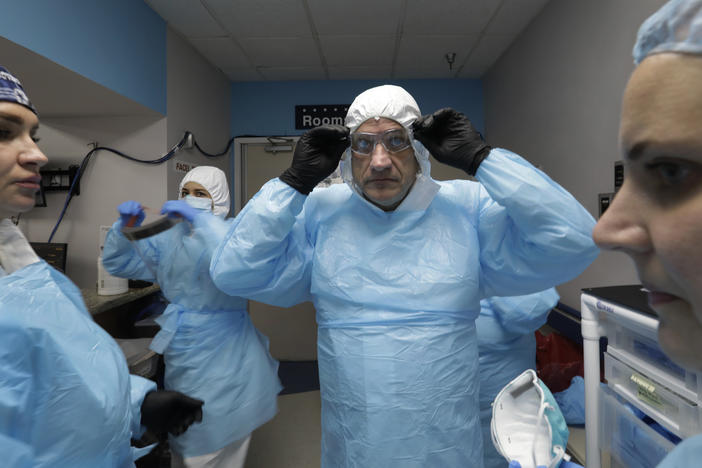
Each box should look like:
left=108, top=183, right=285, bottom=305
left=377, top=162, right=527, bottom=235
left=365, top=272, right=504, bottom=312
left=279, top=125, right=350, bottom=195
left=411, top=108, right=492, bottom=176
left=140, top=390, right=204, bottom=436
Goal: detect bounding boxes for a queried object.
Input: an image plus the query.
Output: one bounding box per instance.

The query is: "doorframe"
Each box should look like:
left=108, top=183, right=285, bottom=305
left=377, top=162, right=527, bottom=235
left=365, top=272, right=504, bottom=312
left=233, top=136, right=299, bottom=215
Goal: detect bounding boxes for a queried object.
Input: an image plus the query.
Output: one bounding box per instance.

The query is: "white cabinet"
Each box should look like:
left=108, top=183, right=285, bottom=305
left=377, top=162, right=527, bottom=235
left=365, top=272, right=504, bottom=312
left=580, top=286, right=701, bottom=468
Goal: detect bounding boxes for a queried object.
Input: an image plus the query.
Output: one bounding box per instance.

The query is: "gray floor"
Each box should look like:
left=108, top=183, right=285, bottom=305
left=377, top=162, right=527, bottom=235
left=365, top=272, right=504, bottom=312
left=245, top=391, right=321, bottom=468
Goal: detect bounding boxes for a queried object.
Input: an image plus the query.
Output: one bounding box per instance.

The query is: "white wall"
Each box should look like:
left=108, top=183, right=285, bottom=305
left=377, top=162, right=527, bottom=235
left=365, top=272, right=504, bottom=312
left=19, top=116, right=168, bottom=289
left=166, top=28, right=232, bottom=201
left=483, top=0, right=665, bottom=308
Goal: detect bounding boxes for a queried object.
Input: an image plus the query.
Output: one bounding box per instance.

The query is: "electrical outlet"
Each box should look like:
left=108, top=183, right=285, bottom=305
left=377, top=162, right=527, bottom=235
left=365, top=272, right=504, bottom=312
left=598, top=192, right=615, bottom=217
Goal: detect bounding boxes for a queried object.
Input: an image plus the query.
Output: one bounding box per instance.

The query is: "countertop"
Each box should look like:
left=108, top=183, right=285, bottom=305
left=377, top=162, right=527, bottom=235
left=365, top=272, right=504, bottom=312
left=81, top=284, right=161, bottom=316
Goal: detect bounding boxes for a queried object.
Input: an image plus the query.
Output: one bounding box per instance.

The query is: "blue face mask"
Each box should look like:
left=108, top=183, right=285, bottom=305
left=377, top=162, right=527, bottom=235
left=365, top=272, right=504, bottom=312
left=183, top=195, right=213, bottom=212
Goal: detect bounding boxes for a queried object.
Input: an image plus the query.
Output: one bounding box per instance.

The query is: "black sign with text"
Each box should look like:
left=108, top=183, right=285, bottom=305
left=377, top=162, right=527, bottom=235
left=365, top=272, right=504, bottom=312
left=295, top=104, right=350, bottom=130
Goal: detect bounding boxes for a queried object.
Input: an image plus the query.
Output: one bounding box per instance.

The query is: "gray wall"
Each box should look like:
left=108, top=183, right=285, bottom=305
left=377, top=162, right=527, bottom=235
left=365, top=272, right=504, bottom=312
left=18, top=27, right=231, bottom=290
left=166, top=28, right=232, bottom=202
left=20, top=116, right=168, bottom=289
left=484, top=0, right=665, bottom=308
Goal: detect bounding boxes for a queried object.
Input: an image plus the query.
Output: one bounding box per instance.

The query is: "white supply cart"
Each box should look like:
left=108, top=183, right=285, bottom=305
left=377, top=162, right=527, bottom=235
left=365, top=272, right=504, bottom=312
left=580, top=285, right=702, bottom=468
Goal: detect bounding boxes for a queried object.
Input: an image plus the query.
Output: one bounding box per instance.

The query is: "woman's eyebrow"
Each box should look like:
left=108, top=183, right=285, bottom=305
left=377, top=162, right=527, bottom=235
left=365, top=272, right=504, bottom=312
left=0, top=113, right=24, bottom=125
left=626, top=141, right=649, bottom=161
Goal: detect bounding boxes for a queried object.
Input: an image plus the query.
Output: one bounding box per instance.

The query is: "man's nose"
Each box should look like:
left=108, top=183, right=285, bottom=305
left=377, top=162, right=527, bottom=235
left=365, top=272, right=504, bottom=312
left=369, top=143, right=392, bottom=171
left=592, top=182, right=651, bottom=254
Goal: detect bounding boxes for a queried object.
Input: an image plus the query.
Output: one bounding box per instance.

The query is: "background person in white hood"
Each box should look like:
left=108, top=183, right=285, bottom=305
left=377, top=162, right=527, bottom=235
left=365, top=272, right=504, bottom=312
left=103, top=166, right=282, bottom=468
left=205, top=84, right=599, bottom=467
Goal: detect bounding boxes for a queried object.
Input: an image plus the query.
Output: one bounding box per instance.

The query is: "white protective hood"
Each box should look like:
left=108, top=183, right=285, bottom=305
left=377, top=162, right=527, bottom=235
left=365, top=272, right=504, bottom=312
left=178, top=166, right=231, bottom=217
left=341, top=85, right=439, bottom=212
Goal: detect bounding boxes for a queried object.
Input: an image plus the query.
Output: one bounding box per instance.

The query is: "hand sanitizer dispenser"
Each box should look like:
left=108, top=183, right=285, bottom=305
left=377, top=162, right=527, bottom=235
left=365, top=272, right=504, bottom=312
left=97, top=225, right=128, bottom=295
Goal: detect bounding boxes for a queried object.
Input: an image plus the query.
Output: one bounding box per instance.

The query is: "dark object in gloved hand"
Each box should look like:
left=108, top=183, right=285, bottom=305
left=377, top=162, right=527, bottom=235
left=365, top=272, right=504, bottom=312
left=280, top=124, right=350, bottom=195
left=140, top=390, right=204, bottom=436
left=411, top=108, right=492, bottom=176
left=118, top=200, right=145, bottom=227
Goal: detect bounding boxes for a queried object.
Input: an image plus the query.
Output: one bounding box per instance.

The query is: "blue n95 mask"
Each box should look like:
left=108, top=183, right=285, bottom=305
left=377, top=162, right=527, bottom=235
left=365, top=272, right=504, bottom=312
left=184, top=195, right=213, bottom=212
left=491, top=369, right=570, bottom=468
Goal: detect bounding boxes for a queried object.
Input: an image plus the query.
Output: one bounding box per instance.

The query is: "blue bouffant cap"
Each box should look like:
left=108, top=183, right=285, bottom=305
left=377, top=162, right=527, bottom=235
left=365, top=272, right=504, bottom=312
left=634, top=0, right=702, bottom=65
left=0, top=65, right=37, bottom=114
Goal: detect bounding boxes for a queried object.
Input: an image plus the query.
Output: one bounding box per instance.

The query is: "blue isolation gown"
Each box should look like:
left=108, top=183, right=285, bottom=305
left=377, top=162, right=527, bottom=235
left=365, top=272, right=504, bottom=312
left=0, top=260, right=156, bottom=467
left=658, top=433, right=702, bottom=467
left=102, top=218, right=281, bottom=458
left=477, top=289, right=560, bottom=468
left=207, top=148, right=599, bottom=467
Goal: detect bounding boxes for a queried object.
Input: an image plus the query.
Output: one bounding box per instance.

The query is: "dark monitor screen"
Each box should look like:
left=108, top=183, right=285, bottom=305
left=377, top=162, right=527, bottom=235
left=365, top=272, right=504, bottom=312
left=30, top=242, right=67, bottom=273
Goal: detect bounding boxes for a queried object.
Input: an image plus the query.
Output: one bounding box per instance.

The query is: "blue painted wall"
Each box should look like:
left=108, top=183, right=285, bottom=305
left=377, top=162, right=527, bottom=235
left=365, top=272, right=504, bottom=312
left=0, top=0, right=166, bottom=114
left=230, top=79, right=484, bottom=137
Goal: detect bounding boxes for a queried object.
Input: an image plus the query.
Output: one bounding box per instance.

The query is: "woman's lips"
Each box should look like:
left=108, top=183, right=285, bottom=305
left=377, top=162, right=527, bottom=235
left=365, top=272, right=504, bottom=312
left=15, top=176, right=42, bottom=190
left=647, top=290, right=680, bottom=306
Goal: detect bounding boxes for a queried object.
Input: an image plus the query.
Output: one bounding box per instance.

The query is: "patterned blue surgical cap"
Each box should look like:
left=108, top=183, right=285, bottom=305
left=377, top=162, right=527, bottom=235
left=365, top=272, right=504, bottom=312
left=0, top=65, right=37, bottom=114
left=634, top=0, right=702, bottom=64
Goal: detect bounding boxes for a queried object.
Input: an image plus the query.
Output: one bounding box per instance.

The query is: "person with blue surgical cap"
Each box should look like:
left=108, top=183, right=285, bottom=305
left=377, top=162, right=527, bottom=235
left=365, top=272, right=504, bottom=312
left=592, top=0, right=702, bottom=467
left=102, top=165, right=281, bottom=468
left=197, top=84, right=598, bottom=467
left=0, top=66, right=203, bottom=467
left=477, top=289, right=560, bottom=468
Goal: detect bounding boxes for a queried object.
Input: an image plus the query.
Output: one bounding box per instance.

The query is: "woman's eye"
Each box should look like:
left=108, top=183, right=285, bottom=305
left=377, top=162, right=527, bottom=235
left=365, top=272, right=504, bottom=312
left=0, top=129, right=13, bottom=141
left=649, top=161, right=691, bottom=185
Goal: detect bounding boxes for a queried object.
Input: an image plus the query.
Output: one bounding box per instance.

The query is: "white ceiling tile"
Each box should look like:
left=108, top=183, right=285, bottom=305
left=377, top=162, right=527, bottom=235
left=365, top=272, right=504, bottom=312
left=404, top=0, right=500, bottom=35
left=396, top=35, right=479, bottom=72
left=190, top=37, right=251, bottom=70
left=144, top=0, right=540, bottom=81
left=319, top=36, right=396, bottom=67
left=457, top=33, right=515, bottom=77
left=328, top=66, right=393, bottom=80
left=487, top=0, right=550, bottom=35
left=239, top=37, right=322, bottom=67
left=203, top=0, right=311, bottom=38
left=222, top=67, right=265, bottom=82
left=258, top=66, right=327, bottom=81
left=145, top=0, right=226, bottom=37
left=393, top=65, right=455, bottom=79
left=306, top=0, right=404, bottom=35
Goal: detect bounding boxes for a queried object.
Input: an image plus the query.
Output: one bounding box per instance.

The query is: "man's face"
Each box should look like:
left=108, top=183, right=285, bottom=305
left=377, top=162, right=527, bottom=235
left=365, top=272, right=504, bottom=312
left=350, top=118, right=418, bottom=211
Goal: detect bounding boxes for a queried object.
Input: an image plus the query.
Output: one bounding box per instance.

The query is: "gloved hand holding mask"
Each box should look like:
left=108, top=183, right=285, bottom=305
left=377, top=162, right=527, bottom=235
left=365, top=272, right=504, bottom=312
left=140, top=390, right=204, bottom=436
left=280, top=124, right=350, bottom=195
left=411, top=107, right=491, bottom=176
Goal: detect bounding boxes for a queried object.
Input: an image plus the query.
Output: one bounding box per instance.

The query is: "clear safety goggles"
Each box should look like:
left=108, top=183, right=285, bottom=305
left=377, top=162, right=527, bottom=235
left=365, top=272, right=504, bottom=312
left=350, top=128, right=412, bottom=156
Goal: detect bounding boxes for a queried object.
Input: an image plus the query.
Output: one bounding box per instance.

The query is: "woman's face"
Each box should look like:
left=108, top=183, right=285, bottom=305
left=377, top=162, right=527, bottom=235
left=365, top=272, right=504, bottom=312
left=0, top=102, right=47, bottom=219
left=180, top=181, right=213, bottom=210
left=592, top=53, right=702, bottom=371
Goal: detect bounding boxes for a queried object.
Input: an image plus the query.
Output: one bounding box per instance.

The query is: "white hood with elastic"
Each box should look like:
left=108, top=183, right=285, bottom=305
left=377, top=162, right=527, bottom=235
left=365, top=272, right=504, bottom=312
left=341, top=84, right=439, bottom=212
left=179, top=166, right=231, bottom=217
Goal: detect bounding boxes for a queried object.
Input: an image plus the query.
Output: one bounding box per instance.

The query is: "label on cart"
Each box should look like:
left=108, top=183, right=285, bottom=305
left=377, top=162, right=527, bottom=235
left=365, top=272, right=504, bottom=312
left=631, top=373, right=665, bottom=411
